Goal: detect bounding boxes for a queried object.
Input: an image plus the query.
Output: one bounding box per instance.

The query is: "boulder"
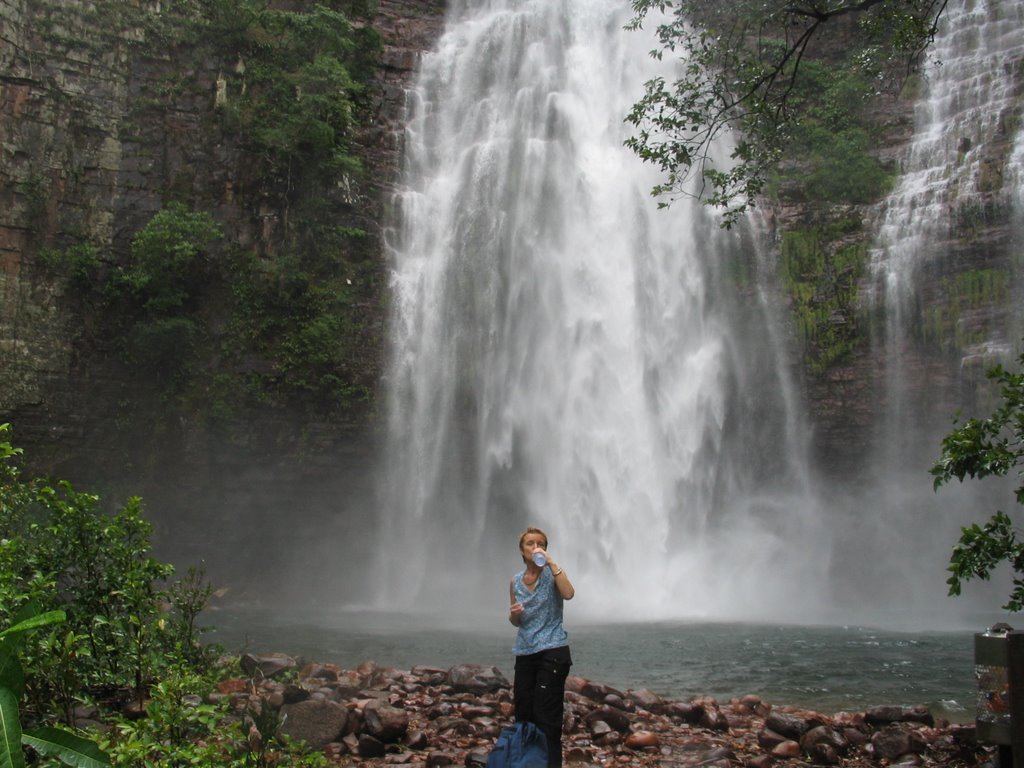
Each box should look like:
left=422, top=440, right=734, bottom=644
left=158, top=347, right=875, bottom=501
left=629, top=687, right=667, bottom=714
left=871, top=727, right=928, bottom=760
left=240, top=652, right=297, bottom=679
left=279, top=699, right=348, bottom=750
left=446, top=664, right=509, bottom=694
left=585, top=704, right=631, bottom=733
left=765, top=711, right=816, bottom=740
left=364, top=700, right=410, bottom=743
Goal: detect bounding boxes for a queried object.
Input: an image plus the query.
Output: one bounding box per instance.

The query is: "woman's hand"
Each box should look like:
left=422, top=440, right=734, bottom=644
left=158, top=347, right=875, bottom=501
left=509, top=600, right=524, bottom=626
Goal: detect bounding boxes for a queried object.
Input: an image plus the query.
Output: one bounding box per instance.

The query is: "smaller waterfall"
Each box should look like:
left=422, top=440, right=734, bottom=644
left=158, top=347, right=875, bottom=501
left=872, top=0, right=1024, bottom=316
left=850, top=0, right=1024, bottom=621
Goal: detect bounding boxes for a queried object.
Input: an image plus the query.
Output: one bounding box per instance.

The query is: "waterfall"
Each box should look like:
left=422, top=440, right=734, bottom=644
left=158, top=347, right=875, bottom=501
left=871, top=0, right=1024, bottom=344
left=853, top=0, right=1024, bottom=621
left=376, top=0, right=830, bottom=623
left=374, top=0, right=1022, bottom=627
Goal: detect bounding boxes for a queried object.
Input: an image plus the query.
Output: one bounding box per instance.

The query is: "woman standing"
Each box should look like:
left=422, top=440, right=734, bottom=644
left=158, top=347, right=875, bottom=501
left=508, top=527, right=576, bottom=767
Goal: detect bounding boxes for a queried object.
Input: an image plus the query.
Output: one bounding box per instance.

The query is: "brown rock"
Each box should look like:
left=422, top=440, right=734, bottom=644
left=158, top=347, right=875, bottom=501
left=771, top=740, right=802, bottom=758
left=364, top=701, right=410, bottom=743
left=625, top=730, right=660, bottom=749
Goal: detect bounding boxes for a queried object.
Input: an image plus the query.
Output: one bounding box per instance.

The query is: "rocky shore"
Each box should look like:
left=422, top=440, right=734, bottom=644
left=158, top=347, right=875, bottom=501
left=217, top=653, right=990, bottom=767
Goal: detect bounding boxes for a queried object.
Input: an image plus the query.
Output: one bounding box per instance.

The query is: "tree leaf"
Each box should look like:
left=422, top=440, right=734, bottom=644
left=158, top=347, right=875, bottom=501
left=21, top=726, right=111, bottom=768
left=0, top=642, right=24, bottom=699
left=0, top=611, right=66, bottom=640
left=0, top=687, right=25, bottom=768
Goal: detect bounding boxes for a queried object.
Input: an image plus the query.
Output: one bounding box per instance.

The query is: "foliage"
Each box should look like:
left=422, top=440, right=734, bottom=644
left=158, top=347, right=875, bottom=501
left=780, top=221, right=868, bottom=374
left=99, top=666, right=329, bottom=768
left=0, top=425, right=217, bottom=723
left=0, top=605, right=112, bottom=768
left=625, top=0, right=947, bottom=225
left=932, top=349, right=1024, bottom=611
left=106, top=203, right=222, bottom=381
left=773, top=60, right=893, bottom=204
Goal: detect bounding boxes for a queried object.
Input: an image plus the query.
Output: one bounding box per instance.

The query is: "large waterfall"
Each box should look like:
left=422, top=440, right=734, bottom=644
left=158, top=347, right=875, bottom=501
left=374, top=0, right=1023, bottom=627
left=375, top=0, right=829, bottom=623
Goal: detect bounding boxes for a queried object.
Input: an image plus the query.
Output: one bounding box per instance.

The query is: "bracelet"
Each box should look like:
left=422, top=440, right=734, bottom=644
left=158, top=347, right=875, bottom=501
left=552, top=568, right=563, bottom=577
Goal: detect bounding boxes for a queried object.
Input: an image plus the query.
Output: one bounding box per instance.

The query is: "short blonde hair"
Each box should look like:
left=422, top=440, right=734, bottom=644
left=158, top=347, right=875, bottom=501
left=518, top=526, right=548, bottom=551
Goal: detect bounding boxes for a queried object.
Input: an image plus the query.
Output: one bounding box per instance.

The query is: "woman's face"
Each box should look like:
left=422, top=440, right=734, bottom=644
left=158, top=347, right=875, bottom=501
left=520, top=531, right=547, bottom=561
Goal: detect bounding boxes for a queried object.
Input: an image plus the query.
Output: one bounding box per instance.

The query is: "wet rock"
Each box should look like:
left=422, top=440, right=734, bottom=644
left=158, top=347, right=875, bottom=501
left=758, top=728, right=789, bottom=750
left=279, top=699, right=348, bottom=750
left=426, top=751, right=457, bottom=766
left=871, top=727, right=928, bottom=760
left=629, top=687, right=666, bottom=714
left=667, top=700, right=705, bottom=724
left=772, top=740, right=802, bottom=758
left=446, top=664, right=509, bottom=694
left=585, top=705, right=631, bottom=733
left=700, top=705, right=730, bottom=732
left=358, top=733, right=387, bottom=757
left=765, top=711, right=816, bottom=740
left=364, top=700, right=410, bottom=743
left=240, top=652, right=297, bottom=679
left=865, top=705, right=934, bottom=728
left=404, top=728, right=430, bottom=749
left=625, top=729, right=660, bottom=749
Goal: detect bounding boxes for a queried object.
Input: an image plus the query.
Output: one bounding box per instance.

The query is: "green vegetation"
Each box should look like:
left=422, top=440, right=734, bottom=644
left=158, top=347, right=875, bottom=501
left=780, top=220, right=869, bottom=375
left=35, top=0, right=384, bottom=425
left=0, top=423, right=330, bottom=766
left=932, top=349, right=1024, bottom=612
left=0, top=607, right=112, bottom=768
left=771, top=60, right=894, bottom=205
left=626, top=0, right=945, bottom=225
left=922, top=269, right=1011, bottom=352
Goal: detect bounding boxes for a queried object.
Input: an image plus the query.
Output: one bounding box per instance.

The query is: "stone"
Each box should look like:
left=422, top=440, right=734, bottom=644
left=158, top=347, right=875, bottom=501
left=865, top=705, right=934, bottom=728
left=871, top=727, right=927, bottom=760
left=771, top=740, right=802, bottom=758
left=357, top=733, right=387, bottom=758
left=364, top=701, right=410, bottom=743
left=765, top=711, right=816, bottom=740
left=446, top=664, right=509, bottom=694
left=629, top=687, right=666, bottom=714
left=279, top=699, right=348, bottom=750
left=585, top=705, right=631, bottom=733
left=404, top=728, right=430, bottom=749
left=240, top=652, right=297, bottom=679
left=624, top=730, right=660, bottom=749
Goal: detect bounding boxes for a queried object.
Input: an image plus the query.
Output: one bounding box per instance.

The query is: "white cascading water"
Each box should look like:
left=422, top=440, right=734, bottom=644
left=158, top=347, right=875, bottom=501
left=871, top=0, right=1024, bottom=346
left=376, top=0, right=832, bottom=623
left=851, top=0, right=1024, bottom=622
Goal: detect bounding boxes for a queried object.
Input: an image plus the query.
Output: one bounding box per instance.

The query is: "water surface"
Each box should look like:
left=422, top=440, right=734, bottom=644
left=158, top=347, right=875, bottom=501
left=204, top=607, right=977, bottom=722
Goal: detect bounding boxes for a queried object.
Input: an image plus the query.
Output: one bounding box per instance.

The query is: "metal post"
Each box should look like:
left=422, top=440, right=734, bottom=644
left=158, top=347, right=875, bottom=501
left=1008, top=632, right=1024, bottom=767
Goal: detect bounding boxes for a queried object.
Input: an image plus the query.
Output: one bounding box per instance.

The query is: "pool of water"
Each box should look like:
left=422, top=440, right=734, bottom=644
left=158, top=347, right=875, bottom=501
left=202, top=606, right=978, bottom=721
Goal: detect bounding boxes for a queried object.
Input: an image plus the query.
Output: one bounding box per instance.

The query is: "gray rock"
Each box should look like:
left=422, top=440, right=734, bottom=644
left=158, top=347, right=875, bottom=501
left=279, top=699, right=348, bottom=751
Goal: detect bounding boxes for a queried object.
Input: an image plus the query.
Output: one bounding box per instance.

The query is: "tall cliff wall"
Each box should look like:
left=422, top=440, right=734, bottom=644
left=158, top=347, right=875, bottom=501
left=0, top=0, right=447, bottom=597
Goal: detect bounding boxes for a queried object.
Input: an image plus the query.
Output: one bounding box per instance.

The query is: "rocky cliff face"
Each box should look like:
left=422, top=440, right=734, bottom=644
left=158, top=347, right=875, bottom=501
left=0, top=0, right=446, bottom=596
left=0, top=0, right=445, bottom=460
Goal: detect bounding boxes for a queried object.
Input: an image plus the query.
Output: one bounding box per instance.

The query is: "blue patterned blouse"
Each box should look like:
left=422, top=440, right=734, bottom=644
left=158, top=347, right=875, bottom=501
left=512, top=566, right=569, bottom=655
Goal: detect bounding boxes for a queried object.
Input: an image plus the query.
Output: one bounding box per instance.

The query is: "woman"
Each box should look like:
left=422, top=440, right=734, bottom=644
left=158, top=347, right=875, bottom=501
left=508, top=526, right=576, bottom=767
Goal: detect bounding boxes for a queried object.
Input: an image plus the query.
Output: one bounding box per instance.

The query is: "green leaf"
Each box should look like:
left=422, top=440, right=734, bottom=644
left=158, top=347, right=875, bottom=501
left=0, top=611, right=66, bottom=640
left=0, top=641, right=24, bottom=698
left=22, top=727, right=111, bottom=768
left=0, top=687, right=25, bottom=768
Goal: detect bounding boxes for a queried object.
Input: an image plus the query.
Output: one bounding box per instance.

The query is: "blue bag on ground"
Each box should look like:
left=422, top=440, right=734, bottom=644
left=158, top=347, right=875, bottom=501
left=486, top=722, right=549, bottom=768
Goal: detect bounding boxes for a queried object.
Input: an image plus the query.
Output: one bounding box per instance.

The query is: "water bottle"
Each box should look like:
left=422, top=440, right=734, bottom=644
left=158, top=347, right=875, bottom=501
left=532, top=551, right=546, bottom=567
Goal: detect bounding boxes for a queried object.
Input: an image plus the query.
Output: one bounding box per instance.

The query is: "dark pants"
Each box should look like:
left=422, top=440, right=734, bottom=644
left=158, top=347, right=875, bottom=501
left=513, top=645, right=572, bottom=767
